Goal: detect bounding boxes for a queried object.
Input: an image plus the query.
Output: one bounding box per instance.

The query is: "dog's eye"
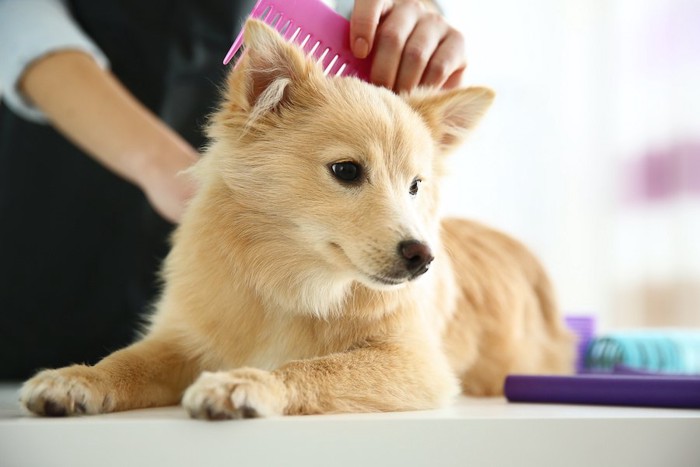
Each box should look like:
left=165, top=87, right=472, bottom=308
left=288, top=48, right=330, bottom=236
left=330, top=162, right=361, bottom=183
left=409, top=178, right=421, bottom=196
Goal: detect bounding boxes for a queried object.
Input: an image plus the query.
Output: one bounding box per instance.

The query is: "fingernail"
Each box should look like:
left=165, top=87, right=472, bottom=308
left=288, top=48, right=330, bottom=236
left=354, top=37, right=369, bottom=58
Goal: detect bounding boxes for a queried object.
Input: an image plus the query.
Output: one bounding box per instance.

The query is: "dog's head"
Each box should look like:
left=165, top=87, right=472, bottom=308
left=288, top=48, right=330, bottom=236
left=200, top=20, right=493, bottom=313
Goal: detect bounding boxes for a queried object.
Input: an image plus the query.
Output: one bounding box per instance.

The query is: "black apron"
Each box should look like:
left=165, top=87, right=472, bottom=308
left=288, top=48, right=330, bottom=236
left=0, top=0, right=255, bottom=379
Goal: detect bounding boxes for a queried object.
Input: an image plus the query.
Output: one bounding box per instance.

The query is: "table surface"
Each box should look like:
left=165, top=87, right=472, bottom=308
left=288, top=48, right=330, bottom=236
left=1, top=383, right=698, bottom=467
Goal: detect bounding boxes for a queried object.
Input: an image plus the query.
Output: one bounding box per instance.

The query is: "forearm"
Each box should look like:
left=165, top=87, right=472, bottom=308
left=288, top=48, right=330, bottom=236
left=19, top=50, right=197, bottom=190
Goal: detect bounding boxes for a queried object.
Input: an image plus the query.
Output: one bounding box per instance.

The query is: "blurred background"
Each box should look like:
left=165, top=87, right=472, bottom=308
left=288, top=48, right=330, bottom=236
left=440, top=0, right=700, bottom=331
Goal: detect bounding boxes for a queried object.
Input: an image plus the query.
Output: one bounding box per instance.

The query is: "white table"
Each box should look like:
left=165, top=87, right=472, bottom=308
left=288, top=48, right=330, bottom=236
left=1, top=383, right=698, bottom=467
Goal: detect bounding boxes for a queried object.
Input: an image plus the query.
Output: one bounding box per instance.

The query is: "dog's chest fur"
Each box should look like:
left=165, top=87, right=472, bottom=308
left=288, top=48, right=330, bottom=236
left=235, top=314, right=304, bottom=371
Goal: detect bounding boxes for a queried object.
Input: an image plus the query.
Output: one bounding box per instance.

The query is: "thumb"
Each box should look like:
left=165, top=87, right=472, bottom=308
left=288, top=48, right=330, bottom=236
left=350, top=0, right=391, bottom=59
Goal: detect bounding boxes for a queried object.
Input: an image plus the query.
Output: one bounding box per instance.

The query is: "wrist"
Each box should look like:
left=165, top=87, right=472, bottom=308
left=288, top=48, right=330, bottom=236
left=132, top=133, right=198, bottom=193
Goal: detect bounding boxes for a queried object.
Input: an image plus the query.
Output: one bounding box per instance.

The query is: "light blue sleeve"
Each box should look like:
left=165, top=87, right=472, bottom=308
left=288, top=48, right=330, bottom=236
left=332, top=0, right=353, bottom=18
left=0, top=0, right=110, bottom=123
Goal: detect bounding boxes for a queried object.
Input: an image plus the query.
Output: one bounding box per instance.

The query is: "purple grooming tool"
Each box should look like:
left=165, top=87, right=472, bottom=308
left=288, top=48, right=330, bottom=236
left=564, top=315, right=596, bottom=373
left=504, top=374, right=700, bottom=409
left=223, top=0, right=372, bottom=81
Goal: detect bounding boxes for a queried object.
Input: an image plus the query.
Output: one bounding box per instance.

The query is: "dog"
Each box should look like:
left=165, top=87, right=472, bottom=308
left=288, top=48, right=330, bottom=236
left=20, top=20, right=574, bottom=419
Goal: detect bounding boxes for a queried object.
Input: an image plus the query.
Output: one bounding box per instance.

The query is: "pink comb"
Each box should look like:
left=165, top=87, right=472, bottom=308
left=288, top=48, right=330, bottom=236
left=223, top=0, right=372, bottom=81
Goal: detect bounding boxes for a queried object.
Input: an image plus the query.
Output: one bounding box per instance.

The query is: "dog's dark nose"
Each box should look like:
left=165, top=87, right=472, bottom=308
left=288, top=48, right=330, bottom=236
left=398, top=240, right=434, bottom=277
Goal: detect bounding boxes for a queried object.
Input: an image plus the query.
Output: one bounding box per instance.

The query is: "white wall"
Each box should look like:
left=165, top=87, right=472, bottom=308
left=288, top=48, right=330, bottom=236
left=441, top=0, right=700, bottom=329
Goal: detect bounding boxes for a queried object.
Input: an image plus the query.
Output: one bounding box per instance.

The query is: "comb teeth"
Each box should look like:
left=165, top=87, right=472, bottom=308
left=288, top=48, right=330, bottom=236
left=223, top=0, right=372, bottom=81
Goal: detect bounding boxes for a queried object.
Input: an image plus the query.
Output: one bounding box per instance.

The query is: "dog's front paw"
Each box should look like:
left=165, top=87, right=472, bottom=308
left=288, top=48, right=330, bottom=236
left=182, top=368, right=288, bottom=420
left=20, top=366, right=113, bottom=416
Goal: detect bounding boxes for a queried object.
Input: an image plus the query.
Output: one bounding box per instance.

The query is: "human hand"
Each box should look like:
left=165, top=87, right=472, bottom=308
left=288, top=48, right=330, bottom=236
left=350, top=0, right=466, bottom=92
left=138, top=145, right=198, bottom=224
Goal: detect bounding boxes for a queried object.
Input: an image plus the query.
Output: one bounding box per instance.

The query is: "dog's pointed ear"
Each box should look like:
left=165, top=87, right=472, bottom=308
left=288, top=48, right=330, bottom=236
left=225, top=19, right=320, bottom=116
left=405, top=87, right=495, bottom=153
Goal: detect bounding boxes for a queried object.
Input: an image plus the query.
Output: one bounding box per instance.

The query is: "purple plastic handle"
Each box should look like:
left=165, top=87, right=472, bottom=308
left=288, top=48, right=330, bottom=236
left=564, top=315, right=595, bottom=373
left=505, top=374, right=700, bottom=409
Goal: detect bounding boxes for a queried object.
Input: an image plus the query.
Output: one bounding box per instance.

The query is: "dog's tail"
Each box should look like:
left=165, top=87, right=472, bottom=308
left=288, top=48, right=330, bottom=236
left=532, top=264, right=561, bottom=331
left=530, top=258, right=577, bottom=372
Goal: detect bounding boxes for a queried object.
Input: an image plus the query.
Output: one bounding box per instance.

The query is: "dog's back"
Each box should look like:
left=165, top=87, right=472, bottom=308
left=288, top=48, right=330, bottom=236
left=440, top=218, right=574, bottom=395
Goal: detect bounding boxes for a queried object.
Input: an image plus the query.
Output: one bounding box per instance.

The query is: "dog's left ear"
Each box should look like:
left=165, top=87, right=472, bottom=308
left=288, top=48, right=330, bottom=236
left=224, top=19, right=322, bottom=118
left=405, top=87, right=495, bottom=153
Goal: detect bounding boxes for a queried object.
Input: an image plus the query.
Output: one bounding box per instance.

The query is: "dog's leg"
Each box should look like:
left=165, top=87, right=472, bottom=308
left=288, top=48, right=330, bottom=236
left=21, top=337, right=198, bottom=416
left=183, top=341, right=459, bottom=419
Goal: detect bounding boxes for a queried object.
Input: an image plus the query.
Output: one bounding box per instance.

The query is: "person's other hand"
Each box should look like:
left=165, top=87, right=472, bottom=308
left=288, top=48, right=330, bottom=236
left=350, top=0, right=466, bottom=92
left=18, top=50, right=200, bottom=224
left=139, top=146, right=198, bottom=224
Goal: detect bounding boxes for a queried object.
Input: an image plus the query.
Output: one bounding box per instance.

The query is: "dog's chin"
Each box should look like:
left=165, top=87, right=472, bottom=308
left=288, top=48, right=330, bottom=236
left=361, top=274, right=409, bottom=291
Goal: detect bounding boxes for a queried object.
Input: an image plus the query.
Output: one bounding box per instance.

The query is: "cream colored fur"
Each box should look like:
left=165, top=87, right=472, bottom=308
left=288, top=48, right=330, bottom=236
left=21, top=20, right=574, bottom=419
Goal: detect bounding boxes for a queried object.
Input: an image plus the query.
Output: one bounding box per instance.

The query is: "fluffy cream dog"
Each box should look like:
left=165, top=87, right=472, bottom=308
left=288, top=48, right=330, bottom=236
left=21, top=20, right=573, bottom=419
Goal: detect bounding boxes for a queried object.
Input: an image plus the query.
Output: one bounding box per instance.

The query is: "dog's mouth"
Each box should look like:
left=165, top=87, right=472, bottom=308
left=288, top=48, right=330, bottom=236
left=329, top=243, right=409, bottom=287
left=368, top=275, right=406, bottom=286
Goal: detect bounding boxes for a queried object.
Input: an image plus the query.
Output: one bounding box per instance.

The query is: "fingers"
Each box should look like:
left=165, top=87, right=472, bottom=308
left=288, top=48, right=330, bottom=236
left=350, top=0, right=392, bottom=59
left=420, top=28, right=467, bottom=89
left=393, top=12, right=446, bottom=91
left=441, top=66, right=466, bottom=90
left=370, top=1, right=423, bottom=90
left=350, top=0, right=468, bottom=92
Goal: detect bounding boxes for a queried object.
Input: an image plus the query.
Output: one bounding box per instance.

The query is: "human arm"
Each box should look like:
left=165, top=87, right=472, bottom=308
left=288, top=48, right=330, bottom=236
left=19, top=51, right=198, bottom=223
left=0, top=0, right=197, bottom=222
left=347, top=0, right=466, bottom=92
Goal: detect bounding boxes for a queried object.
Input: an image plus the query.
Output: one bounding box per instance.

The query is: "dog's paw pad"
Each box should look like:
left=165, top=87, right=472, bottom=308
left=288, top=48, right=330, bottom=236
left=20, top=367, right=110, bottom=416
left=240, top=406, right=259, bottom=419
left=42, top=399, right=67, bottom=417
left=182, top=368, right=287, bottom=421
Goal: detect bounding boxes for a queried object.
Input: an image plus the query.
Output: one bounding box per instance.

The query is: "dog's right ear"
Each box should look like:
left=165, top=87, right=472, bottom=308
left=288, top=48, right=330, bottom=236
left=224, top=20, right=322, bottom=120
left=405, top=86, right=495, bottom=154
